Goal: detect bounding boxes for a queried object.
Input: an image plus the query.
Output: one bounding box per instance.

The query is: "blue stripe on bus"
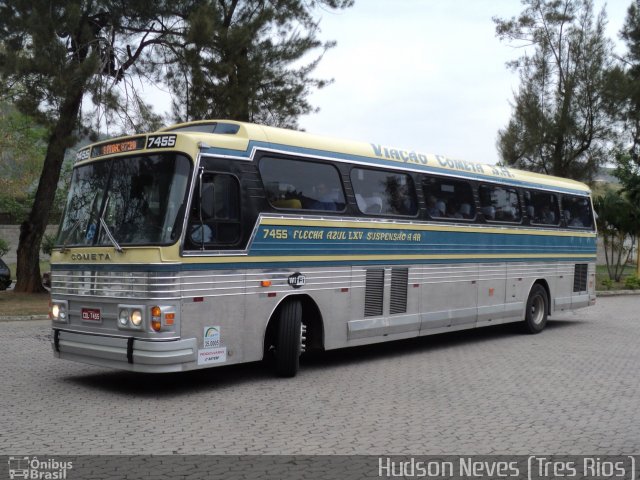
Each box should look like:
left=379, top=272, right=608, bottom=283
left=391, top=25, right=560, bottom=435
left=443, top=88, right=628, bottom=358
left=250, top=225, right=597, bottom=257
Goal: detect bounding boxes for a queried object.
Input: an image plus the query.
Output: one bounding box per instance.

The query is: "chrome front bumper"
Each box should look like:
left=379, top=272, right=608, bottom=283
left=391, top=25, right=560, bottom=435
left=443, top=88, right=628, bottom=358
left=52, top=329, right=197, bottom=373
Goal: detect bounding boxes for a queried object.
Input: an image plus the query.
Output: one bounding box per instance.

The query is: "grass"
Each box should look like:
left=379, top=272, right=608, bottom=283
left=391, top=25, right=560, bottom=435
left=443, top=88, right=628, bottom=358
left=0, top=290, right=49, bottom=317
left=1, top=260, right=51, bottom=317
left=596, top=263, right=638, bottom=290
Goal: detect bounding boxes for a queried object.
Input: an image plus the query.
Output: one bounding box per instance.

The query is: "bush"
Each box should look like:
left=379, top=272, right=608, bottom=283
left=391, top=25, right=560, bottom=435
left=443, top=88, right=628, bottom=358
left=41, top=233, right=56, bottom=256
left=601, top=278, right=614, bottom=290
left=0, top=237, right=9, bottom=257
left=624, top=275, right=640, bottom=290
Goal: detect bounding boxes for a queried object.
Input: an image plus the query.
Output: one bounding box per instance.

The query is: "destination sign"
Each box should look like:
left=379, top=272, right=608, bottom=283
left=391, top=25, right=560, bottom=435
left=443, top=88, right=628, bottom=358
left=90, top=137, right=146, bottom=158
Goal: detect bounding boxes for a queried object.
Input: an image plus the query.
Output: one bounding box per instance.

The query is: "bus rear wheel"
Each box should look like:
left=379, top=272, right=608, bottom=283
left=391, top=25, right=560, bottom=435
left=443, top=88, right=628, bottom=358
left=523, top=284, right=548, bottom=334
left=275, top=299, right=304, bottom=377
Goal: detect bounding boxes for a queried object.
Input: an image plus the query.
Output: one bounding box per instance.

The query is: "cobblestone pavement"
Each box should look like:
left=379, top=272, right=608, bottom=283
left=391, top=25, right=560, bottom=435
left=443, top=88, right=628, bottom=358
left=1, top=296, right=638, bottom=455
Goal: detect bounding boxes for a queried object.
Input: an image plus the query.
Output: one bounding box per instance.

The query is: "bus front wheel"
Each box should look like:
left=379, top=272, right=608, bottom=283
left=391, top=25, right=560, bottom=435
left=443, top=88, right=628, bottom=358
left=275, top=299, right=304, bottom=377
left=523, top=284, right=548, bottom=334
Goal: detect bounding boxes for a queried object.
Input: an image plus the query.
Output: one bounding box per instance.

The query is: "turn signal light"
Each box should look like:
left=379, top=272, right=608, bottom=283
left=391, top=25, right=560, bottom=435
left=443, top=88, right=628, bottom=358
left=151, top=306, right=162, bottom=332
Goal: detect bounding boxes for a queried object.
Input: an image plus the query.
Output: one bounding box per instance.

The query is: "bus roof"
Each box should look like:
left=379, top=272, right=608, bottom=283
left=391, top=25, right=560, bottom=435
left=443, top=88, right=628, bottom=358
left=81, top=119, right=591, bottom=196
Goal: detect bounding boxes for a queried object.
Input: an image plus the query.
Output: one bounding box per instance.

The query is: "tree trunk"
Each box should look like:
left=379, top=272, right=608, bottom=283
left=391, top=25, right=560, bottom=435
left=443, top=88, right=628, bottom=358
left=14, top=89, right=84, bottom=293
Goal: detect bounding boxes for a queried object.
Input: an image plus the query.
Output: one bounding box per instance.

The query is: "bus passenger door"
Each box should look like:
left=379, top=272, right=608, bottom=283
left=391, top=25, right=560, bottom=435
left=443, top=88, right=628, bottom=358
left=419, top=263, right=478, bottom=332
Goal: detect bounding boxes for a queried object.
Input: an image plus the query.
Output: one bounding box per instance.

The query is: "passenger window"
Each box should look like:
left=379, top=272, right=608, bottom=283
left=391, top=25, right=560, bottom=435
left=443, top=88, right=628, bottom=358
left=423, top=177, right=476, bottom=220
left=479, top=185, right=521, bottom=222
left=350, top=168, right=418, bottom=216
left=260, top=157, right=345, bottom=212
left=186, top=173, right=241, bottom=248
left=524, top=191, right=559, bottom=226
left=561, top=195, right=593, bottom=229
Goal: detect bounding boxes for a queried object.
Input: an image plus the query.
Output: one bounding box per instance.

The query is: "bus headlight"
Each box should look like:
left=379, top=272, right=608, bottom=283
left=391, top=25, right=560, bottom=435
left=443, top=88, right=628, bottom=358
left=118, top=309, right=129, bottom=326
left=117, top=305, right=144, bottom=330
left=50, top=301, right=68, bottom=322
left=131, top=309, right=143, bottom=326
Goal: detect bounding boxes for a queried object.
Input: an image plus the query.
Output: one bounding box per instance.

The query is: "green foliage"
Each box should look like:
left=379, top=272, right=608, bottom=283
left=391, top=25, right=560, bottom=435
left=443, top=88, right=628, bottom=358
left=0, top=105, right=48, bottom=222
left=624, top=274, right=640, bottom=290
left=40, top=234, right=56, bottom=257
left=594, top=190, right=640, bottom=282
left=0, top=238, right=8, bottom=257
left=494, top=0, right=615, bottom=182
left=601, top=278, right=614, bottom=290
left=166, top=0, right=354, bottom=128
left=609, top=3, right=640, bottom=201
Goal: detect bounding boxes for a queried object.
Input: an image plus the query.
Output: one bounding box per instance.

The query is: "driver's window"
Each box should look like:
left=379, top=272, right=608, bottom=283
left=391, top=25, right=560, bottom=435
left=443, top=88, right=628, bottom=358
left=186, top=173, right=241, bottom=249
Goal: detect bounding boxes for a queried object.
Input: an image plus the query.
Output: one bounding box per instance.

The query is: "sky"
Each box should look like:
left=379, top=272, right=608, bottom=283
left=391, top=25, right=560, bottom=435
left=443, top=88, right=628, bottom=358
left=297, top=0, right=632, bottom=166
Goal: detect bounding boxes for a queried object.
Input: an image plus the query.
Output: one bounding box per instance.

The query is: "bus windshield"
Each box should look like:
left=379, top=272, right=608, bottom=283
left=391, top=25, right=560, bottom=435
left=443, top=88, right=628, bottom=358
left=56, top=153, right=191, bottom=247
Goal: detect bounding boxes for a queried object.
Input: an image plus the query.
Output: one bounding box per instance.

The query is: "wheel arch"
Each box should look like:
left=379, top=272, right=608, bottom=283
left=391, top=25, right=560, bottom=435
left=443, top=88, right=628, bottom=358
left=531, top=278, right=551, bottom=315
left=263, top=294, right=325, bottom=359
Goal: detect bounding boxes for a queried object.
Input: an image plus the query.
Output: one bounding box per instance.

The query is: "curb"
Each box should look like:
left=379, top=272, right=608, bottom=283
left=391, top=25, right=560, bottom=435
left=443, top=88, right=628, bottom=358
left=0, top=315, right=49, bottom=323
left=594, top=290, right=640, bottom=297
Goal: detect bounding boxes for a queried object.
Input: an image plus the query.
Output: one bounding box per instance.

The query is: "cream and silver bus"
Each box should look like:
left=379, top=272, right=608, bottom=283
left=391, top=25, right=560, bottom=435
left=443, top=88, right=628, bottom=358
left=50, top=120, right=597, bottom=376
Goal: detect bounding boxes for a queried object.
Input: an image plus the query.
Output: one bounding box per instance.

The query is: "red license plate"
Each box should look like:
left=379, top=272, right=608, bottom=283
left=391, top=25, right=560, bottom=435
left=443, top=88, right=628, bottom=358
left=81, top=308, right=101, bottom=322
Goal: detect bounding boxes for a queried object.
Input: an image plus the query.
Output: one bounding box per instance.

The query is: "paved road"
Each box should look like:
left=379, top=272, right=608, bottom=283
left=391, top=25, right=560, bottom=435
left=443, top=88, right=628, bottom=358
left=1, top=296, right=638, bottom=455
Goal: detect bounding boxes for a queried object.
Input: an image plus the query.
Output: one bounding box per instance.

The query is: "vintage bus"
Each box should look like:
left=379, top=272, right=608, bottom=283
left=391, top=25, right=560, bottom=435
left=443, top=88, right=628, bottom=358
left=49, top=120, right=597, bottom=376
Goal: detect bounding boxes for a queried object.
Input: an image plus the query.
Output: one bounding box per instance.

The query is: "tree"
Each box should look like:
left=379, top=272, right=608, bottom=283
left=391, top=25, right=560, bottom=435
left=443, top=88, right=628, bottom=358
left=612, top=2, right=640, bottom=205
left=166, top=0, right=353, bottom=128
left=0, top=105, right=48, bottom=222
left=0, top=1, right=184, bottom=292
left=594, top=190, right=640, bottom=281
left=494, top=0, right=615, bottom=182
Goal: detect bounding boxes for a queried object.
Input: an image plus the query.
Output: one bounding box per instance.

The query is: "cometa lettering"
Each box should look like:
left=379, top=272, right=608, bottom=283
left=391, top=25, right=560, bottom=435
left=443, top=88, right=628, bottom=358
left=70, top=253, right=112, bottom=261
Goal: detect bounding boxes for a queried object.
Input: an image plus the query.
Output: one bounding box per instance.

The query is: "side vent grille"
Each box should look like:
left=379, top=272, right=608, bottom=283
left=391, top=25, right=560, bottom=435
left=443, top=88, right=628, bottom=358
left=390, top=268, right=408, bottom=315
left=364, top=269, right=384, bottom=317
left=573, top=263, right=588, bottom=292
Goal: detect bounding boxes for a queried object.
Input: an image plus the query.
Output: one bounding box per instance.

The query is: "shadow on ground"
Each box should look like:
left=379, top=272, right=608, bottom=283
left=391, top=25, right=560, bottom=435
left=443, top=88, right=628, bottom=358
left=64, top=317, right=585, bottom=396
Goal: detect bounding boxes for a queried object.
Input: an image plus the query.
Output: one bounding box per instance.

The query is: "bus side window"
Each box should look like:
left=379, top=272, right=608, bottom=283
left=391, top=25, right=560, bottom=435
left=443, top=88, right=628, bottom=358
left=561, top=195, right=593, bottom=229
left=351, top=168, right=418, bottom=216
left=260, top=157, right=346, bottom=212
left=479, top=184, right=521, bottom=223
left=526, top=190, right=559, bottom=226
left=187, top=173, right=241, bottom=249
left=423, top=176, right=476, bottom=220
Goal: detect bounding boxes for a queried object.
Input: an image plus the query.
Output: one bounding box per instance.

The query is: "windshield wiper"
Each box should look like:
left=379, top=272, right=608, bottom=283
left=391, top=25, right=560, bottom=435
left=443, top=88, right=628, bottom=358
left=99, top=217, right=123, bottom=253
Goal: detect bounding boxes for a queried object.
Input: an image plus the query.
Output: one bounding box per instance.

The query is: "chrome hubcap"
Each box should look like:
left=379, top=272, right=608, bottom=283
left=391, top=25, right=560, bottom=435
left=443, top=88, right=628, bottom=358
left=531, top=295, right=544, bottom=324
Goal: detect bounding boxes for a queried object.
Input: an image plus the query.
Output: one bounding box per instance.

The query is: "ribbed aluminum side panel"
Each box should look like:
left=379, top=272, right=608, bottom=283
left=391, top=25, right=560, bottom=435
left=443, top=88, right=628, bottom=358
left=364, top=269, right=384, bottom=317
left=390, top=268, right=408, bottom=315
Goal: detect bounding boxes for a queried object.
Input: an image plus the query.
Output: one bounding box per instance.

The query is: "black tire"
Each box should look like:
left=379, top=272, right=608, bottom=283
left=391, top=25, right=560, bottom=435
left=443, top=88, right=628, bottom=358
left=522, top=284, right=548, bottom=334
left=275, top=299, right=303, bottom=377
